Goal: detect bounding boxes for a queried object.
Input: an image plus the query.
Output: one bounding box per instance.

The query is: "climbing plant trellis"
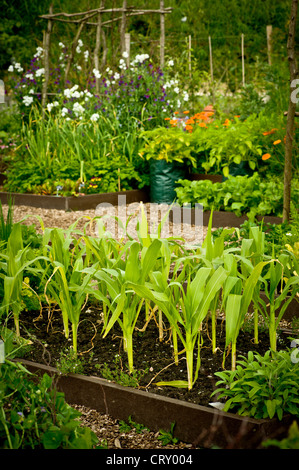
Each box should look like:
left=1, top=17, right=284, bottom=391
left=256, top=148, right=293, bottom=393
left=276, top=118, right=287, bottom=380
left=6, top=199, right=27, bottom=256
left=39, top=1, right=172, bottom=108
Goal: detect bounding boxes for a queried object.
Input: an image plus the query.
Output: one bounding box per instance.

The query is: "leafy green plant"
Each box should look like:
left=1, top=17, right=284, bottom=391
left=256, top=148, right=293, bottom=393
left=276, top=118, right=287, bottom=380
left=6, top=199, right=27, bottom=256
left=99, top=354, right=148, bottom=388
left=94, top=238, right=163, bottom=373
left=211, top=349, right=299, bottom=420
left=42, top=226, right=98, bottom=355
left=119, top=416, right=149, bottom=434
left=158, top=422, right=179, bottom=446
left=252, top=253, right=299, bottom=352
left=55, top=347, right=86, bottom=375
left=131, top=264, right=228, bottom=389
left=0, top=224, right=46, bottom=336
left=139, top=126, right=196, bottom=166
left=0, top=361, right=99, bottom=449
left=175, top=174, right=299, bottom=219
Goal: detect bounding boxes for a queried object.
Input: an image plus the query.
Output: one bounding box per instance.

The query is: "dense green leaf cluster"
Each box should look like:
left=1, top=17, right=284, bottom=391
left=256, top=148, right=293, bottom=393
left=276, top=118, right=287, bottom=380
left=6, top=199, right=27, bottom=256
left=212, top=350, right=299, bottom=420
left=175, top=174, right=299, bottom=219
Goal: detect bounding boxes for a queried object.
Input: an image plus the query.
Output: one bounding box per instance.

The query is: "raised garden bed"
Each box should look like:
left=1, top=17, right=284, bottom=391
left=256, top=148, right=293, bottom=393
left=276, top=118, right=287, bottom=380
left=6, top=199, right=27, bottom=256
left=189, top=174, right=223, bottom=183
left=17, top=358, right=294, bottom=450
left=0, top=189, right=149, bottom=211
left=169, top=207, right=282, bottom=228
left=14, top=308, right=298, bottom=450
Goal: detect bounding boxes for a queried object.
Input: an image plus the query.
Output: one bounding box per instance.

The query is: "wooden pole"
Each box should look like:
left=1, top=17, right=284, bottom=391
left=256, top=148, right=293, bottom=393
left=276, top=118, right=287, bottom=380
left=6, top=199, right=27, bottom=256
left=283, top=0, right=298, bottom=223
left=120, top=0, right=127, bottom=55
left=241, top=33, right=245, bottom=86
left=208, top=36, right=213, bottom=81
left=42, top=4, right=53, bottom=114
left=188, top=35, right=192, bottom=77
left=267, top=25, right=273, bottom=65
left=94, top=1, right=104, bottom=93
left=160, top=0, right=165, bottom=68
left=64, top=19, right=86, bottom=86
left=125, top=32, right=130, bottom=67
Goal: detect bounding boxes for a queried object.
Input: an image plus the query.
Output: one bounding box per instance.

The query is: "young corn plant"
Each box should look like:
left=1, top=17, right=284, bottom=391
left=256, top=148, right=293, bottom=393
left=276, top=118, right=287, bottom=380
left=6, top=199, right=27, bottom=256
left=197, top=211, right=238, bottom=353
left=252, top=252, right=299, bottom=353
left=130, top=265, right=228, bottom=390
left=0, top=224, right=46, bottom=336
left=222, top=259, right=271, bottom=370
left=95, top=238, right=163, bottom=373
left=42, top=227, right=96, bottom=354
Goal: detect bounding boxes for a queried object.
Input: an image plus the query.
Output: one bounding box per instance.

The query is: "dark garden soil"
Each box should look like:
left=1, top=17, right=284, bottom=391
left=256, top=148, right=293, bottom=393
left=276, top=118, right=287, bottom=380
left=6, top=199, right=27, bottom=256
left=16, top=302, right=293, bottom=408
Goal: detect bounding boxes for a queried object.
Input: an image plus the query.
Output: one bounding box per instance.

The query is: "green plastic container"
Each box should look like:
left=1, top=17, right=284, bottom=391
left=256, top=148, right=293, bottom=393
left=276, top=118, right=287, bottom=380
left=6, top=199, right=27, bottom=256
left=150, top=159, right=186, bottom=204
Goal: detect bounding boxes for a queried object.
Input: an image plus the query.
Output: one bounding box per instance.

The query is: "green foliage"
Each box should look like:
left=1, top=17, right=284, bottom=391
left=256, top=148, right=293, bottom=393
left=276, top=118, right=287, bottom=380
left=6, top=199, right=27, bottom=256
left=118, top=416, right=149, bottom=434
left=3, top=110, right=143, bottom=194
left=158, top=422, right=179, bottom=446
left=55, top=347, right=86, bottom=375
left=139, top=126, right=196, bottom=166
left=212, top=350, right=299, bottom=420
left=0, top=361, right=99, bottom=449
left=99, top=354, right=149, bottom=388
left=175, top=174, right=299, bottom=219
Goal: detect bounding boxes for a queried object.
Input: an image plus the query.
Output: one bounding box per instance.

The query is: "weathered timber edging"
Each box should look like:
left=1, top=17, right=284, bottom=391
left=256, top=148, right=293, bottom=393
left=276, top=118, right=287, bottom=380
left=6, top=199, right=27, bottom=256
left=17, top=359, right=294, bottom=449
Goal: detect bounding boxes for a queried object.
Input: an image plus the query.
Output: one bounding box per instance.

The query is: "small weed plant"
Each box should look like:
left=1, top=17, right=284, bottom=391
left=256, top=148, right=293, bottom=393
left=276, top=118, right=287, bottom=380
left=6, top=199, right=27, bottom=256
left=212, top=349, right=299, bottom=420
left=99, top=354, right=149, bottom=388
left=119, top=415, right=149, bottom=434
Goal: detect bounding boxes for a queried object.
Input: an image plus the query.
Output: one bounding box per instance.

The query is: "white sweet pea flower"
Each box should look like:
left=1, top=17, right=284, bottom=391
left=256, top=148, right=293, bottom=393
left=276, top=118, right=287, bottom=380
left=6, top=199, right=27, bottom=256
left=90, top=113, right=100, bottom=122
left=174, top=87, right=180, bottom=94
left=26, top=73, right=34, bottom=81
left=61, top=107, right=69, bottom=117
left=168, top=59, right=174, bottom=66
left=23, top=96, right=34, bottom=106
left=93, top=68, right=101, bottom=79
left=59, top=42, right=65, bottom=48
left=34, top=47, right=44, bottom=58
left=35, top=68, right=45, bottom=77
left=122, top=51, right=129, bottom=58
left=73, top=102, right=85, bottom=116
left=14, top=63, right=23, bottom=72
left=8, top=65, right=14, bottom=72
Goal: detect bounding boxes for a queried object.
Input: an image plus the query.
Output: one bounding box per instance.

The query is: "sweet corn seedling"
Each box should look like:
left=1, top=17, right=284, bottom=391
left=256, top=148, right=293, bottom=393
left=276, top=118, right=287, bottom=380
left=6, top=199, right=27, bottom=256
left=129, top=265, right=228, bottom=390
left=0, top=224, right=47, bottom=336
left=95, top=238, right=163, bottom=373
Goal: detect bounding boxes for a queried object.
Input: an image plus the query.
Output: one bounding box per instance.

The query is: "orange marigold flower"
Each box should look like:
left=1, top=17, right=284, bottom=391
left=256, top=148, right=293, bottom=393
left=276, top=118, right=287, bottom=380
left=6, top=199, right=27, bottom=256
left=234, top=115, right=240, bottom=118
left=262, top=128, right=278, bottom=136
left=164, top=117, right=170, bottom=120
left=273, top=139, right=281, bottom=145
left=262, top=153, right=271, bottom=161
left=185, top=124, right=193, bottom=130
left=183, top=110, right=190, bottom=114
left=170, top=119, right=177, bottom=124
left=198, top=122, right=207, bottom=128
left=223, top=119, right=230, bottom=126
left=174, top=111, right=179, bottom=115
